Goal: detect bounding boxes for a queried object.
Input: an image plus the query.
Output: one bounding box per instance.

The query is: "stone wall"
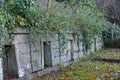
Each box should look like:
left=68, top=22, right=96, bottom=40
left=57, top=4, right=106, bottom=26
left=0, top=58, right=3, bottom=80
left=0, top=28, right=103, bottom=80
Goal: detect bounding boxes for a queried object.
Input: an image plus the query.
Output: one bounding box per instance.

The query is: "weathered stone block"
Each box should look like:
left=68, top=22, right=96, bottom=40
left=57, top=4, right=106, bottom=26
left=32, top=60, right=42, bottom=72
left=52, top=49, right=59, bottom=57
left=31, top=42, right=41, bottom=52
left=52, top=57, right=59, bottom=66
left=0, top=74, right=3, bottom=80
left=91, top=42, right=95, bottom=52
left=18, top=67, right=25, bottom=77
left=15, top=43, right=30, bottom=54
left=73, top=41, right=79, bottom=51
left=61, top=49, right=67, bottom=56
left=0, top=58, right=3, bottom=80
left=39, top=34, right=58, bottom=42
left=51, top=41, right=59, bottom=49
left=78, top=51, right=84, bottom=58
left=14, top=28, right=27, bottom=33
left=61, top=56, right=67, bottom=63
left=66, top=34, right=73, bottom=40
left=13, top=35, right=29, bottom=44
left=19, top=53, right=30, bottom=64
left=73, top=53, right=79, bottom=59
left=22, top=63, right=31, bottom=75
left=67, top=41, right=71, bottom=50
left=31, top=52, right=42, bottom=61
left=66, top=53, right=72, bottom=61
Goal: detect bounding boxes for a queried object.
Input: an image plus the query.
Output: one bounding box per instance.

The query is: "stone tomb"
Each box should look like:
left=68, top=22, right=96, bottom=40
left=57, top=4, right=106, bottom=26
left=0, top=28, right=103, bottom=80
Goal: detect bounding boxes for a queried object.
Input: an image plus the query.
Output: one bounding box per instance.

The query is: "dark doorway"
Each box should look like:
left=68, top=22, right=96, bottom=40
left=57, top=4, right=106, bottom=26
left=43, top=42, right=52, bottom=68
left=3, top=45, right=18, bottom=79
left=70, top=40, right=74, bottom=61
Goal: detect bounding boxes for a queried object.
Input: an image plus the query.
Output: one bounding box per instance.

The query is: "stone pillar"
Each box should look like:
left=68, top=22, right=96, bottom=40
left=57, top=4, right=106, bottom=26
left=0, top=58, right=3, bottom=80
left=0, top=41, right=3, bottom=80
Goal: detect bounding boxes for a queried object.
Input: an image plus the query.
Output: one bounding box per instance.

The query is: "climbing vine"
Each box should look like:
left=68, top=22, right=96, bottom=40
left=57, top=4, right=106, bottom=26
left=61, top=0, right=110, bottom=52
left=0, top=0, right=110, bottom=55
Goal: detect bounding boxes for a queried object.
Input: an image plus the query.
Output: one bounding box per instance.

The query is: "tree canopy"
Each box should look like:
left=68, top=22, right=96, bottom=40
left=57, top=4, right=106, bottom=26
left=96, top=0, right=120, bottom=25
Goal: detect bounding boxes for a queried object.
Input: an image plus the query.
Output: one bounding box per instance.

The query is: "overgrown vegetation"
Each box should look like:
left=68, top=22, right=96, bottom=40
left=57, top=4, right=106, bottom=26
left=37, top=49, right=120, bottom=80
left=96, top=0, right=120, bottom=48
left=0, top=0, right=110, bottom=53
left=103, top=24, right=120, bottom=48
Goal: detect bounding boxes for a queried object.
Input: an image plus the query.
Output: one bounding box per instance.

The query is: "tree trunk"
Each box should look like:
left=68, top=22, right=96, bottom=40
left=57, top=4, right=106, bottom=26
left=47, top=0, right=51, bottom=9
left=111, top=25, right=114, bottom=41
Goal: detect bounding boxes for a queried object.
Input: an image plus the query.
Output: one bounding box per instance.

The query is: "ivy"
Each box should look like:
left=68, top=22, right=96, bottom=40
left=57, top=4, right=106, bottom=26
left=0, top=0, right=111, bottom=55
left=63, top=0, right=110, bottom=52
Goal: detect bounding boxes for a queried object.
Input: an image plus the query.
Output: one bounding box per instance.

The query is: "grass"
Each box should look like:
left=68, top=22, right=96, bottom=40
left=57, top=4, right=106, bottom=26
left=35, top=49, right=120, bottom=80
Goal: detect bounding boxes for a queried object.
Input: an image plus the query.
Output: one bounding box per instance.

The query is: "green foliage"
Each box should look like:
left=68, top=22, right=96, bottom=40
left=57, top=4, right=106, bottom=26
left=38, top=49, right=120, bottom=80
left=103, top=24, right=120, bottom=48
left=54, top=0, right=110, bottom=52
left=0, top=0, right=47, bottom=40
left=65, top=0, right=110, bottom=51
left=0, top=0, right=110, bottom=52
